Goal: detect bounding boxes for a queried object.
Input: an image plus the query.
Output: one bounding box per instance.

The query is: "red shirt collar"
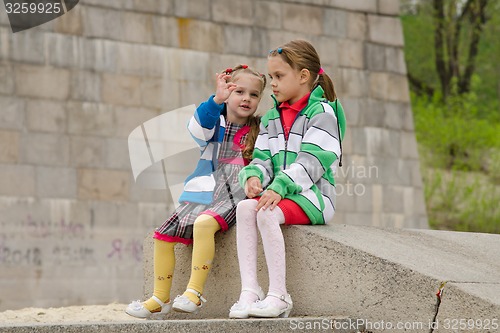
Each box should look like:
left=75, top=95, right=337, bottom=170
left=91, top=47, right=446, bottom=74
left=279, top=92, right=311, bottom=112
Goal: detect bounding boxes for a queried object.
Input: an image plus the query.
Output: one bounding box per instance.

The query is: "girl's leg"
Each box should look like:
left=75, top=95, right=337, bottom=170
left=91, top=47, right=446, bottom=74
left=143, top=239, right=176, bottom=311
left=182, top=214, right=221, bottom=304
left=235, top=199, right=261, bottom=304
left=256, top=207, right=289, bottom=309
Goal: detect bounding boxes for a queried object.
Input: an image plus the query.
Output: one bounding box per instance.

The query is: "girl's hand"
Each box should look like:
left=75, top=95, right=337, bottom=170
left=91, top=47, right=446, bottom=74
left=213, top=72, right=237, bottom=104
left=245, top=177, right=263, bottom=198
left=255, top=189, right=282, bottom=211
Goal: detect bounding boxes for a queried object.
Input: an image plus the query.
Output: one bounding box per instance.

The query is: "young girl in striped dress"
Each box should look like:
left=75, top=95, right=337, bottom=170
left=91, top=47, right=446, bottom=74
left=126, top=65, right=266, bottom=318
left=230, top=40, right=346, bottom=319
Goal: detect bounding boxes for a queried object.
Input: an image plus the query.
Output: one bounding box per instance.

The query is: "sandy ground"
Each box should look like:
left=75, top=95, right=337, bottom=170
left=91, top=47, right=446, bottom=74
left=0, top=303, right=145, bottom=325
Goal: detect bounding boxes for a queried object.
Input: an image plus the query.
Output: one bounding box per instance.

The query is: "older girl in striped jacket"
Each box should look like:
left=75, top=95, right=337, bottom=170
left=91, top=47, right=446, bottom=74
left=230, top=40, right=346, bottom=319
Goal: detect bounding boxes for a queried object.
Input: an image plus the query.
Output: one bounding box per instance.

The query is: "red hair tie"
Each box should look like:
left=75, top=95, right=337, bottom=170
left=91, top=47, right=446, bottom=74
left=318, top=68, right=325, bottom=75
left=241, top=64, right=248, bottom=69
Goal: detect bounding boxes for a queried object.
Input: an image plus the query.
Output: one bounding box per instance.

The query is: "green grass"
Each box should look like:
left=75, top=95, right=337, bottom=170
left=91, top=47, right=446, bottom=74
left=412, top=87, right=500, bottom=172
left=422, top=167, right=500, bottom=234
left=411, top=87, right=500, bottom=234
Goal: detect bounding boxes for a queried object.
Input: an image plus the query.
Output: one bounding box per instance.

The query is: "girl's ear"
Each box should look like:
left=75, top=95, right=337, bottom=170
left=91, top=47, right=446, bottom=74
left=300, top=69, right=311, bottom=85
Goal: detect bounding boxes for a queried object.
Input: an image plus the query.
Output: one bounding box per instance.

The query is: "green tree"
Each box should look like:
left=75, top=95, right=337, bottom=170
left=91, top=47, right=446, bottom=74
left=402, top=0, right=490, bottom=100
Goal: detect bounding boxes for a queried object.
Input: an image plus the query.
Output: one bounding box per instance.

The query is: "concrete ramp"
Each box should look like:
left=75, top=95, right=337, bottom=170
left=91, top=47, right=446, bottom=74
left=143, top=225, right=500, bottom=332
left=1, top=225, right=497, bottom=333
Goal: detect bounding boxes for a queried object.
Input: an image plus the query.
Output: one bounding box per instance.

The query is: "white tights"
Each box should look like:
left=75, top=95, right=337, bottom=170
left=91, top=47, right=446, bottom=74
left=236, top=199, right=288, bottom=309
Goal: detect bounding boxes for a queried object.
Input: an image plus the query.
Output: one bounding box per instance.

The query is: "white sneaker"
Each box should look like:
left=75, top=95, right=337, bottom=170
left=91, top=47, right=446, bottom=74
left=229, top=287, right=265, bottom=319
left=125, top=295, right=171, bottom=318
left=248, top=292, right=293, bottom=318
left=172, top=288, right=206, bottom=313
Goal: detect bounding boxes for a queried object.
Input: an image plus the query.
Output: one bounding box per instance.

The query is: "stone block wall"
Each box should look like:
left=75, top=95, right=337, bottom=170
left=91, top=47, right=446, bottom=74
left=0, top=0, right=427, bottom=310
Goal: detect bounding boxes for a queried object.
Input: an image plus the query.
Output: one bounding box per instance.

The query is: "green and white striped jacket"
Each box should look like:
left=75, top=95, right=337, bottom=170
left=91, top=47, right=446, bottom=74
left=238, top=85, right=346, bottom=224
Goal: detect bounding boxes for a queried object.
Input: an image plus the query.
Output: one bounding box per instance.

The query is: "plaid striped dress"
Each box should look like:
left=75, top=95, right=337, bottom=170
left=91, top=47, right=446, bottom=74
left=154, top=122, right=248, bottom=245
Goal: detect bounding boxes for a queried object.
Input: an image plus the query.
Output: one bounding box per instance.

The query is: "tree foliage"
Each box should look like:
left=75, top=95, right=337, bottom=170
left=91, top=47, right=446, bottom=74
left=402, top=0, right=494, bottom=101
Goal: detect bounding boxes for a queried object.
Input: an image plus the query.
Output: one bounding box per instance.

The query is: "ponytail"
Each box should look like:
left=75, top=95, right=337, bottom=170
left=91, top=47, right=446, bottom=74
left=317, top=72, right=336, bottom=102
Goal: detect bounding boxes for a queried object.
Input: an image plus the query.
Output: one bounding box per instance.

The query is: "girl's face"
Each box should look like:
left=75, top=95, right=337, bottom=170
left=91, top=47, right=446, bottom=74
left=225, top=73, right=263, bottom=124
left=268, top=55, right=309, bottom=105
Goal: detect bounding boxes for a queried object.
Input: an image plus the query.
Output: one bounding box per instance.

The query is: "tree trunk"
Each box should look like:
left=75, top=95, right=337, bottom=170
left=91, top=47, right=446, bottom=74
left=459, top=0, right=488, bottom=94
left=432, top=0, right=489, bottom=99
left=433, top=0, right=449, bottom=98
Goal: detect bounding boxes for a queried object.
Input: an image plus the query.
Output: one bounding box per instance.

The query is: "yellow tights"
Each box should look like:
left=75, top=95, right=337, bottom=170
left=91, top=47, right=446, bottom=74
left=143, top=215, right=220, bottom=311
left=184, top=215, right=221, bottom=304
left=143, top=239, right=176, bottom=312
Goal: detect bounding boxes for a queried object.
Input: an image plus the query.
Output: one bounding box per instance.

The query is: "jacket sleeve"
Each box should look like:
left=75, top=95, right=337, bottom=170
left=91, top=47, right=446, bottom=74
left=267, top=109, right=340, bottom=197
left=238, top=121, right=274, bottom=188
left=187, top=95, right=224, bottom=147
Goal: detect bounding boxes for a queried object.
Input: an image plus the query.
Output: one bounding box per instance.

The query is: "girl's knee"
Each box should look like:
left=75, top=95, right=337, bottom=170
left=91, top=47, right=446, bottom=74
left=236, top=200, right=258, bottom=229
left=256, top=209, right=281, bottom=230
left=193, top=215, right=220, bottom=234
left=237, top=199, right=258, bottom=213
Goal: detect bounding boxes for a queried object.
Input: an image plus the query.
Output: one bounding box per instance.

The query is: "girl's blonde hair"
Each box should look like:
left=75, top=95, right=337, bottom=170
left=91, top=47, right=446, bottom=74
left=268, top=40, right=336, bottom=101
left=222, top=64, right=267, bottom=160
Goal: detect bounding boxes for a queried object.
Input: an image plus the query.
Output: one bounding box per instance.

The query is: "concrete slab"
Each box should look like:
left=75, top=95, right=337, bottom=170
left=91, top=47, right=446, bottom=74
left=301, top=225, right=500, bottom=332
left=305, top=225, right=500, bottom=284
left=141, top=224, right=500, bottom=332
left=2, top=225, right=496, bottom=332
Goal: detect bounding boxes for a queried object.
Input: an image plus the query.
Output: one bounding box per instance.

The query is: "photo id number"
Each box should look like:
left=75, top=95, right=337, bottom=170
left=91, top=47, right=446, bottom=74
left=5, top=1, right=62, bottom=15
